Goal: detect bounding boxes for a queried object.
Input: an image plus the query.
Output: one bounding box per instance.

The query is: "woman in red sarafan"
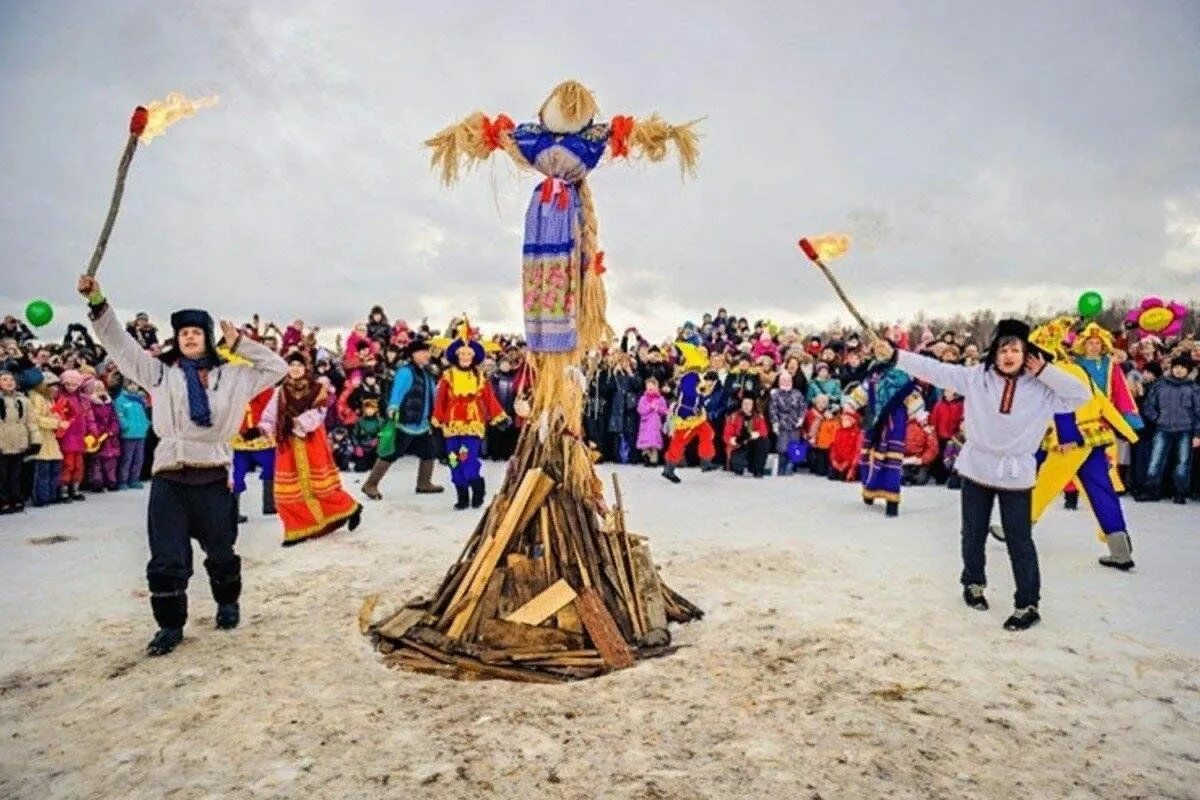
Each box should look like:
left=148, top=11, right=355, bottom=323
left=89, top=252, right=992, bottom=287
left=262, top=352, right=362, bottom=546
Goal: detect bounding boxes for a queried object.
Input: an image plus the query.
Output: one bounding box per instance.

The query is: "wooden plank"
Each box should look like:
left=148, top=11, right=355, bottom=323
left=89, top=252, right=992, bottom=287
left=630, top=542, right=669, bottom=635
left=375, top=608, right=427, bottom=641
left=575, top=586, right=635, bottom=669
left=556, top=601, right=584, bottom=634
left=466, top=566, right=507, bottom=641
left=477, top=618, right=585, bottom=652
left=358, top=594, right=381, bottom=635
left=446, top=469, right=544, bottom=639
left=537, top=506, right=554, bottom=584
left=503, top=553, right=548, bottom=617
left=515, top=472, right=557, bottom=533
left=611, top=474, right=646, bottom=638
left=504, top=579, right=578, bottom=627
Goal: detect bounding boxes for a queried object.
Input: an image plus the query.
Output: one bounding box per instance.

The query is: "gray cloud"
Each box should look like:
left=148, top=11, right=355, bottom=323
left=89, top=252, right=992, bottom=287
left=1, top=0, right=1197, bottom=343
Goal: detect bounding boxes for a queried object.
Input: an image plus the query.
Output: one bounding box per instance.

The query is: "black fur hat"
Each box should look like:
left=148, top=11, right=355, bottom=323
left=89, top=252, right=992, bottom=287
left=166, top=308, right=221, bottom=365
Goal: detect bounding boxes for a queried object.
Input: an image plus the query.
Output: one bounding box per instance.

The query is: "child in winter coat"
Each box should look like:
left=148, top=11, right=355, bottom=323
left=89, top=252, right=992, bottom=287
left=114, top=380, right=151, bottom=489
left=724, top=396, right=770, bottom=477
left=929, top=388, right=965, bottom=484
left=55, top=369, right=95, bottom=502
left=0, top=369, right=41, bottom=514
left=902, top=418, right=940, bottom=486
left=330, top=427, right=355, bottom=472
left=828, top=409, right=863, bottom=481
left=85, top=378, right=122, bottom=491
left=806, top=363, right=843, bottom=409
left=28, top=372, right=65, bottom=506
left=804, top=394, right=838, bottom=476
left=352, top=397, right=384, bottom=471
left=769, top=371, right=806, bottom=475
left=636, top=377, right=669, bottom=466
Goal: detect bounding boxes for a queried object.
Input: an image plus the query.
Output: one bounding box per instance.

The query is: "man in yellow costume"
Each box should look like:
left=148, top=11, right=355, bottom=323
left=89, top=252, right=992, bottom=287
left=1029, top=318, right=1138, bottom=571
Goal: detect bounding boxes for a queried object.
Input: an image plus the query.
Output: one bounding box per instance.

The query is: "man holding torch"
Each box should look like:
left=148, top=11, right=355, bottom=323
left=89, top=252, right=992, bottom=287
left=78, top=275, right=287, bottom=656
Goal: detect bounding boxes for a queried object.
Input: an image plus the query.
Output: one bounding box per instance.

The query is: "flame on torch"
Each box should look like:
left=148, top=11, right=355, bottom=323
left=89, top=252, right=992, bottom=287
left=797, top=233, right=875, bottom=340
left=138, top=92, right=219, bottom=144
left=85, top=92, right=218, bottom=277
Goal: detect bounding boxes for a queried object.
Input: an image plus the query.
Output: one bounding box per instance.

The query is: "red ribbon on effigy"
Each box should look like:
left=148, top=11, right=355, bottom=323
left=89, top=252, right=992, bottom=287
left=609, top=115, right=634, bottom=158
left=480, top=114, right=515, bottom=151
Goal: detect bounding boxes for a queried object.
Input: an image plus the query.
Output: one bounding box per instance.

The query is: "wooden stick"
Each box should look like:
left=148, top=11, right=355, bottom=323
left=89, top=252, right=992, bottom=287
left=811, top=258, right=877, bottom=341
left=611, top=474, right=645, bottom=637
left=87, top=133, right=140, bottom=278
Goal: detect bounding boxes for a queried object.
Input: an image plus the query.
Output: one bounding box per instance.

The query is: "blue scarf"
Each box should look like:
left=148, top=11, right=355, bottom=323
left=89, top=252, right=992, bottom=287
left=178, top=357, right=217, bottom=428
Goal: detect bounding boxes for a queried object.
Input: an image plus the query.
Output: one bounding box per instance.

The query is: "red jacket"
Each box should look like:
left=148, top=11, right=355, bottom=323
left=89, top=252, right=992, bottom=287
left=904, top=420, right=940, bottom=465
left=929, top=396, right=964, bottom=440
left=829, top=423, right=863, bottom=478
left=723, top=411, right=768, bottom=448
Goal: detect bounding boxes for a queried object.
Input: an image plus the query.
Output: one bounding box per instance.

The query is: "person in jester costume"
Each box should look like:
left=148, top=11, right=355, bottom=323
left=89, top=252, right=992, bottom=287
left=662, top=342, right=718, bottom=484
left=1069, top=322, right=1143, bottom=499
left=1028, top=317, right=1138, bottom=571
left=431, top=323, right=508, bottom=510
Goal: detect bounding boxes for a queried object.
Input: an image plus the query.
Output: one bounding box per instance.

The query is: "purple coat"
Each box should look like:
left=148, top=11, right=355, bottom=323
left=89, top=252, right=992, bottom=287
left=91, top=402, right=122, bottom=458
left=58, top=391, right=96, bottom=455
left=636, top=392, right=669, bottom=450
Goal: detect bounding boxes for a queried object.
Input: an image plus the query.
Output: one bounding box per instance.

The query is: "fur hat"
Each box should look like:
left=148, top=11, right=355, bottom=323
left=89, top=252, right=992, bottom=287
left=168, top=308, right=221, bottom=364
left=1171, top=352, right=1195, bottom=371
left=405, top=337, right=432, bottom=358
left=985, top=319, right=1048, bottom=367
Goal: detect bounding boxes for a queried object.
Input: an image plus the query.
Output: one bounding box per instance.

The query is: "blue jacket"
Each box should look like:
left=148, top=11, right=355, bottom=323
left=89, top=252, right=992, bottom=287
left=1143, top=377, right=1200, bottom=434
left=114, top=391, right=151, bottom=439
left=387, top=363, right=435, bottom=436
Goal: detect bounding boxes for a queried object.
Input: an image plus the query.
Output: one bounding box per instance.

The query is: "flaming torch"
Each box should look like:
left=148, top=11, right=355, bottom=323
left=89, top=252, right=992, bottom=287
left=85, top=93, right=218, bottom=277
left=797, top=234, right=877, bottom=340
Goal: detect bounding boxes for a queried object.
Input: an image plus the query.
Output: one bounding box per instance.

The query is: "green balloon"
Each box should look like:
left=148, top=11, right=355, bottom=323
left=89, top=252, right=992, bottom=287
left=1077, top=291, right=1103, bottom=319
left=25, top=299, right=54, bottom=328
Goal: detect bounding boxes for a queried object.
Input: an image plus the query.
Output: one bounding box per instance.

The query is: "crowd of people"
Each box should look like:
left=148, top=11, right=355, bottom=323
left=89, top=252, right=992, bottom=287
left=2, top=303, right=1199, bottom=520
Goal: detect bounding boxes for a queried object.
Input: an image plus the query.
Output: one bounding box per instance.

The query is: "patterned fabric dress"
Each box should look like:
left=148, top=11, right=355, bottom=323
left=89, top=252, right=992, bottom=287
left=511, top=122, right=609, bottom=353
left=858, top=369, right=921, bottom=505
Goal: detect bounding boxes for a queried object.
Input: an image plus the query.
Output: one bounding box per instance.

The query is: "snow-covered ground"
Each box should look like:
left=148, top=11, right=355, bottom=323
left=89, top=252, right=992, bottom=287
left=1, top=461, right=1198, bottom=800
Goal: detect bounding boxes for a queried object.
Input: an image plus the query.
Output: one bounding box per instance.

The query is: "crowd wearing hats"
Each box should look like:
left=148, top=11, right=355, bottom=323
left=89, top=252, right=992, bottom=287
left=2, top=302, right=1198, bottom=516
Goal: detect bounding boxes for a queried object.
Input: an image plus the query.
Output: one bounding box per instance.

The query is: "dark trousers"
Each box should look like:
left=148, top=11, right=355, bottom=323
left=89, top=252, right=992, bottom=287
left=0, top=453, right=23, bottom=506
left=961, top=478, right=1040, bottom=608
left=378, top=430, right=434, bottom=464
left=146, top=477, right=241, bottom=629
left=487, top=425, right=519, bottom=462
left=118, top=438, right=146, bottom=485
left=32, top=460, right=61, bottom=506
left=729, top=439, right=769, bottom=477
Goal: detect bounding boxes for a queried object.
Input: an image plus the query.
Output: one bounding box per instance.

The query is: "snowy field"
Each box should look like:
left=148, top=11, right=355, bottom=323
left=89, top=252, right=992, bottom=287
left=1, top=461, right=1198, bottom=800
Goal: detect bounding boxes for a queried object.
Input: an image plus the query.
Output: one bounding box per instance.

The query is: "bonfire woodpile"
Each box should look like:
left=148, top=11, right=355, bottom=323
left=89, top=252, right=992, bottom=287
left=361, top=421, right=703, bottom=683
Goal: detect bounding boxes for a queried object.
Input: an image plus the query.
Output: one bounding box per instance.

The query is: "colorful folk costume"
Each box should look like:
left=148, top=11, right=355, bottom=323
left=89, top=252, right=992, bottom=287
left=85, top=291, right=288, bottom=656
left=846, top=366, right=924, bottom=517
left=1070, top=322, right=1143, bottom=495
left=263, top=353, right=362, bottom=547
left=661, top=343, right=717, bottom=484
left=431, top=325, right=508, bottom=510
left=1028, top=318, right=1138, bottom=570
left=231, top=387, right=277, bottom=522
left=426, top=81, right=699, bottom=495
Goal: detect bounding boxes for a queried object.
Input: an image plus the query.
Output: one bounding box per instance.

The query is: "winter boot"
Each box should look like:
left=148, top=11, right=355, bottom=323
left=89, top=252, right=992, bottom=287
left=56, top=486, right=69, bottom=504
left=863, top=497, right=875, bottom=506
left=262, top=481, right=277, bottom=515
left=205, top=556, right=242, bottom=629
left=1002, top=606, right=1041, bottom=631
left=470, top=477, right=486, bottom=509
left=147, top=575, right=188, bottom=655
left=1133, top=489, right=1160, bottom=503
left=700, top=459, right=719, bottom=473
left=1098, top=532, right=1135, bottom=571
left=147, top=627, right=184, bottom=656
left=361, top=459, right=392, bottom=501
left=885, top=501, right=900, bottom=518
left=69, top=485, right=86, bottom=502
left=235, top=495, right=248, bottom=525
left=415, top=459, right=444, bottom=494
left=453, top=485, right=470, bottom=510
left=661, top=464, right=682, bottom=484
left=348, top=504, right=363, bottom=531
left=1173, top=494, right=1188, bottom=505
left=962, top=584, right=989, bottom=611
left=1063, top=490, right=1079, bottom=511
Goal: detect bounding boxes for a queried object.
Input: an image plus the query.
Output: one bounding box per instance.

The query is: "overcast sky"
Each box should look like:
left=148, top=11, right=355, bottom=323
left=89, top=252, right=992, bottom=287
left=1, top=0, right=1197, bottom=342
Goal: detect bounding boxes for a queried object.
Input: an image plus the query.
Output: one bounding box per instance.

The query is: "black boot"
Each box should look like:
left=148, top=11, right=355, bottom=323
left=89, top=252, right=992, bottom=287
left=661, top=464, right=681, bottom=484
left=69, top=485, right=86, bottom=502
left=147, top=627, right=184, bottom=656
left=1173, top=494, right=1188, bottom=506
left=235, top=494, right=248, bottom=524
left=1002, top=606, right=1041, bottom=631
left=205, top=556, right=241, bottom=629
left=1063, top=490, right=1079, bottom=511
left=700, top=459, right=719, bottom=473
left=262, top=481, right=277, bottom=515
left=1133, top=490, right=1160, bottom=503
left=885, top=501, right=899, bottom=517
left=470, top=477, right=486, bottom=509
left=962, top=584, right=989, bottom=611
left=348, top=504, right=363, bottom=531
left=454, top=485, right=470, bottom=510
left=148, top=575, right=188, bottom=655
